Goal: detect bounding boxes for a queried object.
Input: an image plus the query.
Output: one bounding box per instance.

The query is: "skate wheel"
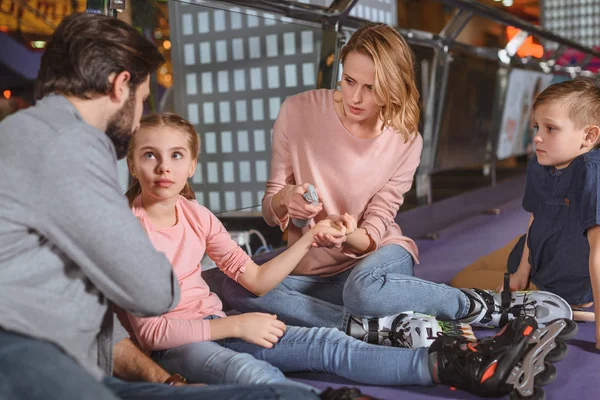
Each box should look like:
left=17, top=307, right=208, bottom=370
left=546, top=340, right=568, bottom=363
left=555, top=319, right=579, bottom=341
left=510, top=386, right=545, bottom=400
left=534, top=362, right=557, bottom=386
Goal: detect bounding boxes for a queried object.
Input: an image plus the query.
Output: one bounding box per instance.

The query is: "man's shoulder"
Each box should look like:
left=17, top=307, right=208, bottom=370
left=1, top=96, right=109, bottom=148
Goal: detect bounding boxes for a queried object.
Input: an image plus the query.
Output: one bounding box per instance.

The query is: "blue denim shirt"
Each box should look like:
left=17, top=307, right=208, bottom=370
left=516, top=150, right=600, bottom=304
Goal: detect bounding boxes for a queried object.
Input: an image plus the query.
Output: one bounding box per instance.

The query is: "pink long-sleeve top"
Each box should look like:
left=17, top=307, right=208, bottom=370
left=263, top=89, right=422, bottom=277
left=125, top=196, right=251, bottom=351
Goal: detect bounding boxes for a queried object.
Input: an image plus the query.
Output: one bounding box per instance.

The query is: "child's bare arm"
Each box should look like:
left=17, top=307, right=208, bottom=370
left=587, top=225, right=600, bottom=350
left=497, top=215, right=534, bottom=292
left=209, top=313, right=286, bottom=348
left=237, top=220, right=345, bottom=296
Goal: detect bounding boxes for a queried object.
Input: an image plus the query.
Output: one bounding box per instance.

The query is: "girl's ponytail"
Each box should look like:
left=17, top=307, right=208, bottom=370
left=125, top=179, right=142, bottom=207
left=179, top=182, right=196, bottom=201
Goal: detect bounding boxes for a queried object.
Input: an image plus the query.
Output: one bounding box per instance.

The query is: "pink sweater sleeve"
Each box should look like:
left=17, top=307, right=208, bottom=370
left=203, top=208, right=251, bottom=282
left=262, top=100, right=294, bottom=231
left=126, top=313, right=211, bottom=351
left=359, top=134, right=423, bottom=249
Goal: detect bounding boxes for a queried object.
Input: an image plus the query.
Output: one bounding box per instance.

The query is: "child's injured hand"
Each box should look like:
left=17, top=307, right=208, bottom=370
left=327, top=213, right=357, bottom=235
left=310, top=218, right=347, bottom=249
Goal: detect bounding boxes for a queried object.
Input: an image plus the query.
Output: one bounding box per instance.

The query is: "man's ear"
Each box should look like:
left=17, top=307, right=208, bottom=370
left=584, top=126, right=600, bottom=148
left=108, top=71, right=132, bottom=104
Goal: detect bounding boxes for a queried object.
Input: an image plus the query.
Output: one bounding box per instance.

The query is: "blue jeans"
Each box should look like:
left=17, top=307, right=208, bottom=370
left=0, top=329, right=318, bottom=400
left=223, top=244, right=471, bottom=330
left=152, top=325, right=432, bottom=387
left=104, top=377, right=316, bottom=399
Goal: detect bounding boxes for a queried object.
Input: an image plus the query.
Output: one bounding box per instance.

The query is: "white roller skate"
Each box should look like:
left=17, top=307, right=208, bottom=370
left=460, top=274, right=573, bottom=328
left=349, top=312, right=475, bottom=348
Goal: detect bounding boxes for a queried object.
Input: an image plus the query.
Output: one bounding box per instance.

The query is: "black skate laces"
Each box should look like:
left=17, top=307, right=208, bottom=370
left=463, top=285, right=539, bottom=327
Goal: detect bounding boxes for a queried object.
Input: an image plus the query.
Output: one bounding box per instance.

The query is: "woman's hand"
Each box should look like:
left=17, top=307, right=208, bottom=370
left=230, top=313, right=286, bottom=348
left=310, top=215, right=352, bottom=249
left=283, top=183, right=322, bottom=221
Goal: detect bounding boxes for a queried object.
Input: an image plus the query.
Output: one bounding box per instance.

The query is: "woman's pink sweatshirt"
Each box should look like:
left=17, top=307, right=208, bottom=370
left=263, top=89, right=423, bottom=276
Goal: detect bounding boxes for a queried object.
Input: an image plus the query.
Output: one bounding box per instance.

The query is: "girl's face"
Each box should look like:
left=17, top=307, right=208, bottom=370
left=339, top=51, right=382, bottom=124
left=129, top=127, right=197, bottom=203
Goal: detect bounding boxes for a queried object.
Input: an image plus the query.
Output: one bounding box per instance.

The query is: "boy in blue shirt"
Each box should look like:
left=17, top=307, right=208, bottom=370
left=452, top=77, right=600, bottom=349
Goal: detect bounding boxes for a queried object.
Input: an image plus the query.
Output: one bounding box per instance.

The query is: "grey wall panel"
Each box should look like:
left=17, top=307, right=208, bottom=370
left=170, top=0, right=396, bottom=214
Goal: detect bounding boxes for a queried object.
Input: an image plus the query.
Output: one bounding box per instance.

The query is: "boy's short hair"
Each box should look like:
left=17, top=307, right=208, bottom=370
left=533, top=77, right=600, bottom=129
left=34, top=13, right=164, bottom=101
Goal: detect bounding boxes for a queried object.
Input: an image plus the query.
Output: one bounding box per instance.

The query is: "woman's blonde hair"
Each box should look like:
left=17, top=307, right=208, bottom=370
left=340, top=23, right=420, bottom=142
left=125, top=113, right=200, bottom=206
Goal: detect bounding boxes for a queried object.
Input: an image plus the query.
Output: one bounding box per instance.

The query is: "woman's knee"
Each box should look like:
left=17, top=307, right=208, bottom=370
left=342, top=245, right=413, bottom=310
left=351, top=245, right=414, bottom=280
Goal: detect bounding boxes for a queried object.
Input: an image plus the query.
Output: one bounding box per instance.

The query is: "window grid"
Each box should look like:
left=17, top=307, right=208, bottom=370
left=542, top=0, right=600, bottom=49
left=172, top=0, right=396, bottom=213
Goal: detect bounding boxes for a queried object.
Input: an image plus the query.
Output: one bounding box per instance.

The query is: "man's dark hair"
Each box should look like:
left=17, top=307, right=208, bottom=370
left=35, top=13, right=165, bottom=100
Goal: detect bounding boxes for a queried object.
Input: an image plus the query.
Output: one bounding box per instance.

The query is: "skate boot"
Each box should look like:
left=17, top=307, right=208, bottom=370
left=348, top=312, right=475, bottom=348
left=460, top=273, right=572, bottom=328
left=429, top=316, right=578, bottom=399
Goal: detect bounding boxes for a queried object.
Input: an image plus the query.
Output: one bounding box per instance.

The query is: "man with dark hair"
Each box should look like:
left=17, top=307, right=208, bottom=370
left=0, top=13, right=321, bottom=400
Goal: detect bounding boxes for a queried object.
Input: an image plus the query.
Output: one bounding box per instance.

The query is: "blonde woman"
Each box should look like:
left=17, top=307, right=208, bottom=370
left=223, top=23, right=568, bottom=335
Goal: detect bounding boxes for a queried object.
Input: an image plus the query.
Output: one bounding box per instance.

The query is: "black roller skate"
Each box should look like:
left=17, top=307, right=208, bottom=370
left=429, top=316, right=578, bottom=399
left=460, top=274, right=573, bottom=328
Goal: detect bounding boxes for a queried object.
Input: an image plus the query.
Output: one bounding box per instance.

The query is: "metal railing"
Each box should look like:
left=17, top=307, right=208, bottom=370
left=192, top=0, right=599, bottom=205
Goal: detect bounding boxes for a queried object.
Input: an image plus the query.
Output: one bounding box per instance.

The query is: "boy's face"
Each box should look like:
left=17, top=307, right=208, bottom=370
left=532, top=100, right=591, bottom=169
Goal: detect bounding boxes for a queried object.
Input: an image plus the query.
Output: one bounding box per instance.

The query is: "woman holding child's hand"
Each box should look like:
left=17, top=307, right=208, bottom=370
left=223, top=24, right=483, bottom=332
left=312, top=213, right=356, bottom=249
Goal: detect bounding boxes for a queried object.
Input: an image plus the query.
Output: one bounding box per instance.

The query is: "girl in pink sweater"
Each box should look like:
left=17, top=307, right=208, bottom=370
left=119, top=112, right=538, bottom=397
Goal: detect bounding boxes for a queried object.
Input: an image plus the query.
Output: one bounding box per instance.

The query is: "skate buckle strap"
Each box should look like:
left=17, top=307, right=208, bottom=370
left=367, top=319, right=379, bottom=344
left=499, top=273, right=511, bottom=327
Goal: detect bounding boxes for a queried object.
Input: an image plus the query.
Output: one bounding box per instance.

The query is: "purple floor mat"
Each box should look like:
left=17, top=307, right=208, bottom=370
left=289, top=198, right=600, bottom=399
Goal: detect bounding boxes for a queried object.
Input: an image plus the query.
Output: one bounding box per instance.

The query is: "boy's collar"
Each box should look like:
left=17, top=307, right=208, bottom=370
left=544, top=149, right=599, bottom=175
